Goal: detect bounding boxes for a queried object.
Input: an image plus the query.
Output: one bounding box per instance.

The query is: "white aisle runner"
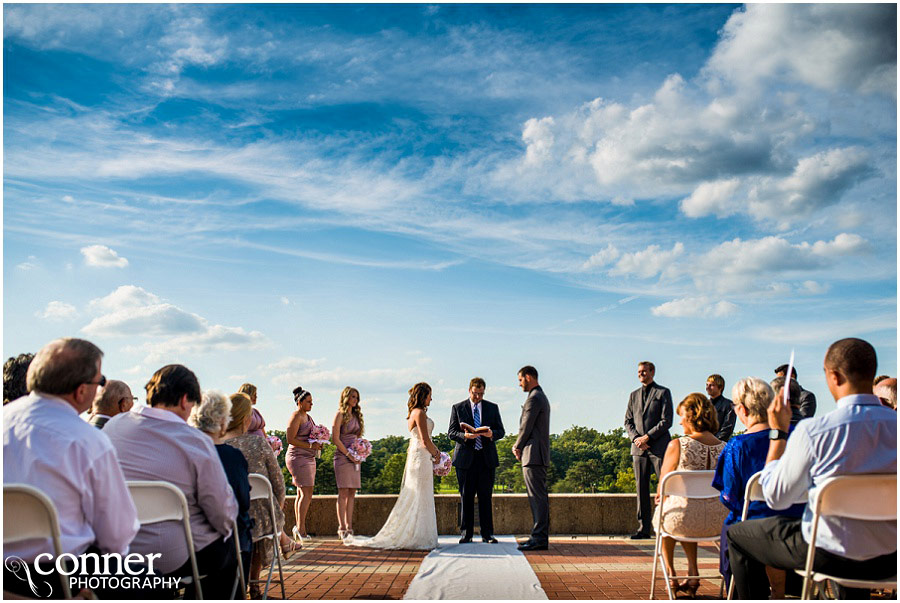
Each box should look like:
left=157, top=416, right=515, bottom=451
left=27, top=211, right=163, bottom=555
left=403, top=535, right=548, bottom=600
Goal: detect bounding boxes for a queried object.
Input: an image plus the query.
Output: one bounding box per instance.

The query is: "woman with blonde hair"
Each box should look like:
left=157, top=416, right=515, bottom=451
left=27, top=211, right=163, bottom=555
left=238, top=382, right=267, bottom=438
left=332, top=386, right=364, bottom=539
left=712, top=377, right=805, bottom=598
left=653, top=393, right=728, bottom=597
left=223, top=392, right=300, bottom=598
left=347, top=382, right=440, bottom=550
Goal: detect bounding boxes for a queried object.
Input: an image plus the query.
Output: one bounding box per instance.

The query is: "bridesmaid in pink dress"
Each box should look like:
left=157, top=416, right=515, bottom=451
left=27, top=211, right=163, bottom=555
left=238, top=382, right=267, bottom=438
left=331, top=387, right=364, bottom=539
left=285, top=386, right=321, bottom=540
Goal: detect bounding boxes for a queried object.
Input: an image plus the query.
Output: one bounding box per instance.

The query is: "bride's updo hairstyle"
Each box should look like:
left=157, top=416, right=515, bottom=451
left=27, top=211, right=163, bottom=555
left=293, top=386, right=311, bottom=405
left=407, top=382, right=432, bottom=418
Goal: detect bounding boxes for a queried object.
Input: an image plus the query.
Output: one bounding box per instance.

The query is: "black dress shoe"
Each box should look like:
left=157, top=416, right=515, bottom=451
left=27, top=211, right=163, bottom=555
left=482, top=536, right=499, bottom=544
left=516, top=540, right=533, bottom=550
left=629, top=531, right=652, bottom=540
left=459, top=535, right=473, bottom=544
left=518, top=541, right=548, bottom=551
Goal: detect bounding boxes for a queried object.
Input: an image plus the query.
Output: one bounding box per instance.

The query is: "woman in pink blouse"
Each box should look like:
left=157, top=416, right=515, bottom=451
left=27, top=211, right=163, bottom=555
left=285, top=386, right=321, bottom=540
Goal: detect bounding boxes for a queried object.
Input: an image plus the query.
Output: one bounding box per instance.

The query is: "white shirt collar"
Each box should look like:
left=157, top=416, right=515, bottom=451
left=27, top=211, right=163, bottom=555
left=137, top=405, right=187, bottom=423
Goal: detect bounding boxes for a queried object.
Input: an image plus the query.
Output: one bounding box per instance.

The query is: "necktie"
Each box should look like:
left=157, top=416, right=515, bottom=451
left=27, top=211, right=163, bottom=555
left=473, top=404, right=482, bottom=450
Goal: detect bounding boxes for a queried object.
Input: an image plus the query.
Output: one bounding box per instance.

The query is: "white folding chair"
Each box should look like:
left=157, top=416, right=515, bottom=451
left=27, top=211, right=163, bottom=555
left=248, top=473, right=286, bottom=600
left=126, top=480, right=203, bottom=599
left=649, top=470, right=724, bottom=600
left=230, top=517, right=247, bottom=599
left=796, top=474, right=897, bottom=600
left=4, top=484, right=73, bottom=599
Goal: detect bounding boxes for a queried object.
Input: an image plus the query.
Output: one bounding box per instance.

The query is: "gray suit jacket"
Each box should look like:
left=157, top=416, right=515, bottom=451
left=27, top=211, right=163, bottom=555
left=624, top=382, right=673, bottom=458
left=514, top=386, right=551, bottom=467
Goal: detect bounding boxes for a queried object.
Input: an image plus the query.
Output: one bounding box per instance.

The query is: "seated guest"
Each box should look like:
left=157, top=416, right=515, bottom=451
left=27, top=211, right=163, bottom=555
left=3, top=352, right=34, bottom=405
left=773, top=364, right=816, bottom=419
left=770, top=375, right=803, bottom=426
left=104, top=364, right=239, bottom=599
left=873, top=377, right=896, bottom=410
left=89, top=379, right=136, bottom=428
left=189, top=390, right=253, bottom=589
left=729, top=339, right=896, bottom=599
left=712, top=377, right=805, bottom=597
left=3, top=338, right=139, bottom=598
left=652, top=393, right=728, bottom=597
left=222, top=393, right=300, bottom=598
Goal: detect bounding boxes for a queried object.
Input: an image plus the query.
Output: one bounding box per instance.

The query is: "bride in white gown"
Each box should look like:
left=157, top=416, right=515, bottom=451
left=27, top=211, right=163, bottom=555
left=346, top=382, right=440, bottom=550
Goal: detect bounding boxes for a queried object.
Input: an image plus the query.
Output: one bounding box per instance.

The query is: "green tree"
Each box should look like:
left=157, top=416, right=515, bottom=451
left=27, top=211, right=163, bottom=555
left=314, top=446, right=337, bottom=494
left=377, top=452, right=407, bottom=493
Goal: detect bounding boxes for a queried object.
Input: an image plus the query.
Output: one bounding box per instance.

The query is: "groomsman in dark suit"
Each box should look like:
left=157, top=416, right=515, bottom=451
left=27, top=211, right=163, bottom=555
left=624, top=361, right=673, bottom=539
left=513, top=366, right=551, bottom=551
left=449, top=377, right=505, bottom=543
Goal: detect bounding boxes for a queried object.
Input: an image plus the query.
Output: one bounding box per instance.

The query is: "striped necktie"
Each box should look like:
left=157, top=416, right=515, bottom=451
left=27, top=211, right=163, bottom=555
left=473, top=404, right=482, bottom=450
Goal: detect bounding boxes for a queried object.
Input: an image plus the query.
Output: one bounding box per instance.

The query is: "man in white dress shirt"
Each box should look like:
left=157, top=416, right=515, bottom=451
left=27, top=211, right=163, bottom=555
left=3, top=338, right=140, bottom=597
left=105, top=363, right=238, bottom=599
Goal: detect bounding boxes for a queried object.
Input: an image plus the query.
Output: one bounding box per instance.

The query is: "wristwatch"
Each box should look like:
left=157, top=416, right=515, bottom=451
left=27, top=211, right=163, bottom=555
left=768, top=429, right=789, bottom=441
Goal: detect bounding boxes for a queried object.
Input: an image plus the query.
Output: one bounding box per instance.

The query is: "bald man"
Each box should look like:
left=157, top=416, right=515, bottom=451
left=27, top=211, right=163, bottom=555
left=89, top=380, right=135, bottom=429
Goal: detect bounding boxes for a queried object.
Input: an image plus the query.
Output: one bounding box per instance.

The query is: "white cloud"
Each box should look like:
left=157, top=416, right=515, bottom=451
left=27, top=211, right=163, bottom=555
left=261, top=355, right=431, bottom=393
left=680, top=178, right=741, bottom=218
left=706, top=4, right=897, bottom=98
left=610, top=243, right=684, bottom=279
left=800, top=281, right=830, bottom=295
left=82, top=303, right=205, bottom=337
left=280, top=296, right=290, bottom=305
left=81, top=244, right=129, bottom=268
left=36, top=301, right=78, bottom=321
left=88, top=285, right=160, bottom=313
left=17, top=256, right=39, bottom=271
left=522, top=116, right=556, bottom=165
left=581, top=244, right=620, bottom=271
left=134, top=325, right=267, bottom=364
left=651, top=297, right=738, bottom=318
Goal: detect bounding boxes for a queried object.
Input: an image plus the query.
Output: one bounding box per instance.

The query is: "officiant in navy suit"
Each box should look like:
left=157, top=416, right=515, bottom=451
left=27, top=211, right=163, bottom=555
left=449, top=377, right=505, bottom=543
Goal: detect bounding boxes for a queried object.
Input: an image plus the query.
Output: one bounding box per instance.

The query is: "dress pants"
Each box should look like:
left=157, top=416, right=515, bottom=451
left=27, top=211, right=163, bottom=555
left=165, top=535, right=239, bottom=600
left=457, top=449, right=495, bottom=538
left=523, top=464, right=549, bottom=545
left=727, top=515, right=896, bottom=600
left=633, top=453, right=663, bottom=534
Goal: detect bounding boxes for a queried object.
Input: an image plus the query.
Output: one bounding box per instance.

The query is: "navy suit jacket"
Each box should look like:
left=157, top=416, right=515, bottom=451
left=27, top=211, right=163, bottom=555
left=448, top=399, right=505, bottom=469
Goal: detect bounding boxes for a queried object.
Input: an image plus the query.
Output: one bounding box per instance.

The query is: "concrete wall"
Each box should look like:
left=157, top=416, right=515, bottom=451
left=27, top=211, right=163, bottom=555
left=282, top=493, right=654, bottom=536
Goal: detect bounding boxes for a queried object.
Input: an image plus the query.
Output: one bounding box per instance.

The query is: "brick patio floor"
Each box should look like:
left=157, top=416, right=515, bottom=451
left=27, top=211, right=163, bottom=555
left=260, top=535, right=724, bottom=600
left=260, top=536, right=897, bottom=600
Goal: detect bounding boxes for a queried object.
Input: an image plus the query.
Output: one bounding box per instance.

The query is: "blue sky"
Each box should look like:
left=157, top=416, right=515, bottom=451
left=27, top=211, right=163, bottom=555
left=4, top=3, right=897, bottom=439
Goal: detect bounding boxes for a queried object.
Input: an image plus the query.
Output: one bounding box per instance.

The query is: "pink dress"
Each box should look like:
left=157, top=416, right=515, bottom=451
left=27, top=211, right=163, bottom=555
left=285, top=415, right=317, bottom=488
left=247, top=407, right=266, bottom=439
left=333, top=416, right=362, bottom=489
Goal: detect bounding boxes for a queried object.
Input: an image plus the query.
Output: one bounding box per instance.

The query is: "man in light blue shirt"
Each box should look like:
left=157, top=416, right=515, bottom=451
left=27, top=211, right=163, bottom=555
left=727, top=338, right=896, bottom=599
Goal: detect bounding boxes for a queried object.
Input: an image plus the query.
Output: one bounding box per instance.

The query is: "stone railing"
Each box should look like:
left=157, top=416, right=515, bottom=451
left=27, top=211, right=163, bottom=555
left=281, top=493, right=655, bottom=536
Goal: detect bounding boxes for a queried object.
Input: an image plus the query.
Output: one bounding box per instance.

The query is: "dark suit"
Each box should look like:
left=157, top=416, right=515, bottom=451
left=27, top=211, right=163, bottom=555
left=89, top=414, right=111, bottom=429
left=711, top=395, right=736, bottom=442
left=514, top=386, right=551, bottom=545
left=624, top=381, right=673, bottom=534
left=449, top=399, right=505, bottom=539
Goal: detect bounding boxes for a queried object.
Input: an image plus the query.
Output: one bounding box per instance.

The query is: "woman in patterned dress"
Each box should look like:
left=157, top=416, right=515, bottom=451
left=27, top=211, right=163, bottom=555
left=285, top=386, right=321, bottom=540
left=653, top=393, right=728, bottom=597
left=332, top=387, right=364, bottom=539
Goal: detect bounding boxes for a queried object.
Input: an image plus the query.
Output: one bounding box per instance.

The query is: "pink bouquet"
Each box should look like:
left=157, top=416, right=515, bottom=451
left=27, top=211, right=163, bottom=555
left=347, top=437, right=372, bottom=463
left=266, top=435, right=283, bottom=455
left=308, top=424, right=331, bottom=445
left=433, top=451, right=452, bottom=476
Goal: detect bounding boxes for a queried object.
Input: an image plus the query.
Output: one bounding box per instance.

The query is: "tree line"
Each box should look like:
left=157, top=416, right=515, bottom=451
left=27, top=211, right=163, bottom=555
left=268, top=425, right=663, bottom=495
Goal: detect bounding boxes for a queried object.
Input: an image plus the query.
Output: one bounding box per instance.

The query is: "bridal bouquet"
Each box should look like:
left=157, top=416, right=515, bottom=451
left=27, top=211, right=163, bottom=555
left=347, top=437, right=372, bottom=463
left=266, top=435, right=283, bottom=455
left=308, top=424, right=331, bottom=445
left=433, top=451, right=452, bottom=476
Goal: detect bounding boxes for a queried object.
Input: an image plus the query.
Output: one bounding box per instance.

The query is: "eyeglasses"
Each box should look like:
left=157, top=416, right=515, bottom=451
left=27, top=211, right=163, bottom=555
left=120, top=396, right=138, bottom=403
left=84, top=375, right=107, bottom=387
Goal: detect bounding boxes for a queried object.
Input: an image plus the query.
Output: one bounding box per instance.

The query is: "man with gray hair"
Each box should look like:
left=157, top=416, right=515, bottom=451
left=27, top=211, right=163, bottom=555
left=770, top=375, right=804, bottom=427
left=874, top=377, right=897, bottom=410
left=89, top=379, right=136, bottom=429
left=3, top=338, right=140, bottom=598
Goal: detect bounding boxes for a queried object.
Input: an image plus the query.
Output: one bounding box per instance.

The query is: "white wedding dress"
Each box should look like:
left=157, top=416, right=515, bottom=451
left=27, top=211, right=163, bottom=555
left=347, top=417, right=438, bottom=550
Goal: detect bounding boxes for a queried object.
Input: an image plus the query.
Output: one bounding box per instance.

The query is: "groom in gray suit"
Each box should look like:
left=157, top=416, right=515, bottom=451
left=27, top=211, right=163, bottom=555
left=624, top=360, right=673, bottom=539
left=513, top=365, right=551, bottom=551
